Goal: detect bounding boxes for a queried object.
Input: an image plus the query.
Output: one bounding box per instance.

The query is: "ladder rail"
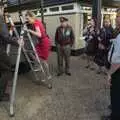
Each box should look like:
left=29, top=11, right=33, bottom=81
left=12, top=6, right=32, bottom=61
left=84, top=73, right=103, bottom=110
left=7, top=15, right=23, bottom=116
left=22, top=47, right=41, bottom=81
left=7, top=15, right=44, bottom=116
left=10, top=32, right=23, bottom=116
left=7, top=16, right=36, bottom=74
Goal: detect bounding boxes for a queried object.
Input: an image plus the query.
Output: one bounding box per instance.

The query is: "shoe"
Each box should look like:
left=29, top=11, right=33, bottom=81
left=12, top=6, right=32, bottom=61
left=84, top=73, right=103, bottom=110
left=102, top=71, right=107, bottom=76
left=33, top=63, right=40, bottom=70
left=90, top=67, right=95, bottom=71
left=96, top=69, right=102, bottom=74
left=57, top=73, right=63, bottom=76
left=97, top=71, right=101, bottom=74
left=65, top=72, right=71, bottom=76
left=108, top=105, right=112, bottom=110
left=85, top=65, right=90, bottom=69
left=101, top=116, right=111, bottom=120
left=0, top=93, right=10, bottom=102
left=41, top=79, right=46, bottom=82
left=48, top=75, right=52, bottom=80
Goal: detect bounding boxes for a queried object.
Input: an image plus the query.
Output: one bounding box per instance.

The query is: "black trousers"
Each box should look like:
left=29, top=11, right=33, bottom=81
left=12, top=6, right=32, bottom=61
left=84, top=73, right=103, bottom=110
left=0, top=50, right=12, bottom=99
left=111, top=68, right=120, bottom=120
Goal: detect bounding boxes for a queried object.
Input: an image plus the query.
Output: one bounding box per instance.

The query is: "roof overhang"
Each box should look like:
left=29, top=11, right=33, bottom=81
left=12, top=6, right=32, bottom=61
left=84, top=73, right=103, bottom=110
left=6, top=0, right=120, bottom=12
left=6, top=0, right=76, bottom=12
left=79, top=0, right=120, bottom=7
left=103, top=0, right=120, bottom=7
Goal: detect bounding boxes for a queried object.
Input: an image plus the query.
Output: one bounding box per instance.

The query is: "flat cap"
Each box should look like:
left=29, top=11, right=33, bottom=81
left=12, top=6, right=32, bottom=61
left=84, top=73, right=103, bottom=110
left=59, top=17, right=68, bottom=22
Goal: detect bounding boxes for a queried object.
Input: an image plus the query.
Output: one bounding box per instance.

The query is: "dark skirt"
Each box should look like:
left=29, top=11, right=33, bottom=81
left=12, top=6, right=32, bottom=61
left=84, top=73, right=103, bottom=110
left=94, top=49, right=110, bottom=69
left=111, top=68, right=120, bottom=120
left=85, top=39, right=98, bottom=56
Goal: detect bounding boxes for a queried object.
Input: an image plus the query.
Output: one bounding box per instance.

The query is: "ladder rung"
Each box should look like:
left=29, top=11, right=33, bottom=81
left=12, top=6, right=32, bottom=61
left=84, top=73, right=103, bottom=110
left=24, top=50, right=34, bottom=53
left=15, top=24, right=22, bottom=27
left=29, top=60, right=35, bottom=64
left=33, top=68, right=41, bottom=72
left=31, top=63, right=41, bottom=72
left=9, top=24, right=22, bottom=27
left=28, top=61, right=41, bottom=72
left=10, top=52, right=18, bottom=55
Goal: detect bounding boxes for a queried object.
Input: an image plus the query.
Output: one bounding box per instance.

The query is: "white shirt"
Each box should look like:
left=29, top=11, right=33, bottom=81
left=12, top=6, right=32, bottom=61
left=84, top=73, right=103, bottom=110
left=108, top=34, right=120, bottom=64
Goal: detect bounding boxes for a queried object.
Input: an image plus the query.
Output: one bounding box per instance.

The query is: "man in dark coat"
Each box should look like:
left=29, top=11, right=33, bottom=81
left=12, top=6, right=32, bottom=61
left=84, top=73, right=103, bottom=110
left=55, top=17, right=75, bottom=76
left=0, top=9, right=21, bottom=101
left=94, top=19, right=113, bottom=74
left=102, top=11, right=120, bottom=120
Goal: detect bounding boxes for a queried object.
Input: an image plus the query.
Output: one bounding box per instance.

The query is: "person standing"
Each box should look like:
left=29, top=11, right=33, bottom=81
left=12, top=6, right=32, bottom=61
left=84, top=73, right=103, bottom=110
left=102, top=11, right=120, bottom=120
left=55, top=17, right=75, bottom=76
left=25, top=11, right=52, bottom=80
left=0, top=9, right=22, bottom=101
left=94, top=19, right=113, bottom=74
left=83, top=18, right=98, bottom=69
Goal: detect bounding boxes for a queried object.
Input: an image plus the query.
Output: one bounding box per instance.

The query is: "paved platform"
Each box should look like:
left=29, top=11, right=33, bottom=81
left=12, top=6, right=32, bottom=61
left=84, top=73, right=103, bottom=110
left=0, top=53, right=110, bottom=120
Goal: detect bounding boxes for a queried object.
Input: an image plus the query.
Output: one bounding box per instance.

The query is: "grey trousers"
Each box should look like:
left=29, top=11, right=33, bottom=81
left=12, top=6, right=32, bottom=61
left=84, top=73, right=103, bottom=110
left=56, top=44, right=71, bottom=73
left=0, top=50, right=12, bottom=98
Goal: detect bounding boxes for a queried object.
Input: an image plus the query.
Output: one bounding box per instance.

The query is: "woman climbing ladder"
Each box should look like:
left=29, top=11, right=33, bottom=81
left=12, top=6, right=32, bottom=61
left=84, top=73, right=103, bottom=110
left=25, top=11, right=52, bottom=80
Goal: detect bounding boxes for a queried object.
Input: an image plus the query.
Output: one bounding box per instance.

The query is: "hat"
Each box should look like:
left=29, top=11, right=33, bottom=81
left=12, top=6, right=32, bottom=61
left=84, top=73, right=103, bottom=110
left=59, top=17, right=68, bottom=22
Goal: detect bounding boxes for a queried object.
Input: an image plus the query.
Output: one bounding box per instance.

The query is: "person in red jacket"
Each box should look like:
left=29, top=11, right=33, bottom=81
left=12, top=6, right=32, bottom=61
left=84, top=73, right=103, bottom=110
left=55, top=17, right=75, bottom=76
left=25, top=11, right=51, bottom=80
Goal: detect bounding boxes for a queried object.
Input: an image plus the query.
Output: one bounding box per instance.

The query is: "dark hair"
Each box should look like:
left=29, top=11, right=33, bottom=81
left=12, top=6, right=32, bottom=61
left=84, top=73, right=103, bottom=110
left=92, top=17, right=97, bottom=26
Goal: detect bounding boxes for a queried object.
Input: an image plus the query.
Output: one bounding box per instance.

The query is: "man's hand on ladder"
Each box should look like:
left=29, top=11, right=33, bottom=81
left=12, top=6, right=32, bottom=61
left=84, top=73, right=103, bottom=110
left=23, top=27, right=30, bottom=33
left=17, top=39, right=24, bottom=47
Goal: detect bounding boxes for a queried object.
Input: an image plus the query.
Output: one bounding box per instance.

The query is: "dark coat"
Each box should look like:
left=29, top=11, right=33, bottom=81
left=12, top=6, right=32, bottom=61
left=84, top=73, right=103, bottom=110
left=84, top=26, right=98, bottom=56
left=0, top=16, right=18, bottom=51
left=98, top=26, right=113, bottom=49
left=112, top=27, right=120, bottom=39
left=0, top=16, right=18, bottom=71
left=55, top=25, right=75, bottom=46
left=94, top=26, right=113, bottom=68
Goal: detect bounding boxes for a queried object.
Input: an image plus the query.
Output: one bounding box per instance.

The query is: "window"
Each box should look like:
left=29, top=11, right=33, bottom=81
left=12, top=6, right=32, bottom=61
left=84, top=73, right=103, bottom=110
left=49, top=7, right=59, bottom=12
left=33, top=9, right=47, bottom=16
left=62, top=5, right=74, bottom=11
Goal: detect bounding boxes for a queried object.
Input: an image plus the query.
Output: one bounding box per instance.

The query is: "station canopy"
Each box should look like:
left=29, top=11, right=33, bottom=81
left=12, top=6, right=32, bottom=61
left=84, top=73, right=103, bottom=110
left=6, top=0, right=120, bottom=12
left=80, top=0, right=120, bottom=7
left=7, top=0, right=75, bottom=12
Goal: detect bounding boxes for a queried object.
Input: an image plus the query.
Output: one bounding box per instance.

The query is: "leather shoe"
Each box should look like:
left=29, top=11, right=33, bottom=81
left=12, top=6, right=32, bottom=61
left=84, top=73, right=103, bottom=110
left=0, top=93, right=10, bottom=102
left=65, top=72, right=71, bottom=76
left=57, top=73, right=63, bottom=76
left=108, top=105, right=112, bottom=110
left=101, top=116, right=111, bottom=120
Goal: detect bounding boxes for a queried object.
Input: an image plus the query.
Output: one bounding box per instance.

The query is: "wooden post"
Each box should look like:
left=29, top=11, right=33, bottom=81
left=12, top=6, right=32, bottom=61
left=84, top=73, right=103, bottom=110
left=92, top=0, right=102, bottom=30
left=40, top=0, right=44, bottom=23
left=40, top=0, right=46, bottom=30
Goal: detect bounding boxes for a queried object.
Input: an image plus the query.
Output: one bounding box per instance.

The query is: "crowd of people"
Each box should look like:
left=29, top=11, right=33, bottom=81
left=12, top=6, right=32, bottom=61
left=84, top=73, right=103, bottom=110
left=84, top=17, right=113, bottom=74
left=83, top=10, right=120, bottom=120
left=0, top=8, right=75, bottom=102
left=0, top=3, right=120, bottom=120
